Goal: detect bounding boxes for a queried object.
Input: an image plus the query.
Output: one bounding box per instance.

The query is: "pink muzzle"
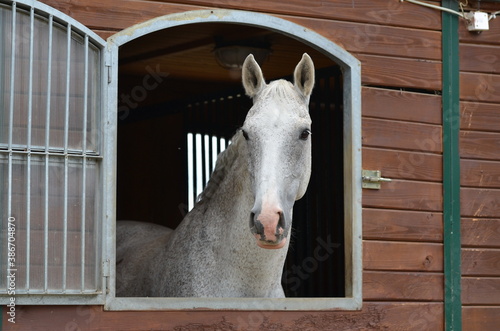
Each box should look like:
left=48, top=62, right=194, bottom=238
left=251, top=204, right=287, bottom=249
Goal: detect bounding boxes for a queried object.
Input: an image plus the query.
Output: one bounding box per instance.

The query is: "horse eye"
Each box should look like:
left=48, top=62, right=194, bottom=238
left=242, top=129, right=250, bottom=141
left=300, top=129, right=311, bottom=140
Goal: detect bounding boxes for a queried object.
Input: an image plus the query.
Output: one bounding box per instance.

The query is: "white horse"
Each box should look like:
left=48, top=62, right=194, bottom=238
left=116, top=53, right=315, bottom=297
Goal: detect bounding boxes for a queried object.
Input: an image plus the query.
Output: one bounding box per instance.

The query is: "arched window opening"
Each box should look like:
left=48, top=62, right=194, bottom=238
left=116, top=23, right=346, bottom=299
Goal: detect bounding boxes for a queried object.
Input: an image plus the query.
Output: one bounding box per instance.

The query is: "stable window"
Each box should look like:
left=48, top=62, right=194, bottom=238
left=0, top=0, right=106, bottom=305
left=108, top=11, right=362, bottom=310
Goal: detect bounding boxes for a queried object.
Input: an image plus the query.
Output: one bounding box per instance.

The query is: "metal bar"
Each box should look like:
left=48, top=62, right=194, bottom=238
left=45, top=15, right=53, bottom=152
left=27, top=6, right=34, bottom=149
left=62, top=155, right=68, bottom=291
left=211, top=136, right=218, bottom=171
left=62, top=23, right=73, bottom=292
left=43, top=14, right=54, bottom=293
left=6, top=1, right=17, bottom=291
left=81, top=34, right=89, bottom=291
left=7, top=2, right=15, bottom=151
left=0, top=149, right=102, bottom=158
left=442, top=1, right=462, bottom=330
left=64, top=24, right=71, bottom=153
left=26, top=152, right=31, bottom=290
left=195, top=133, right=203, bottom=200
left=25, top=6, right=35, bottom=291
left=203, top=134, right=209, bottom=186
left=43, top=154, right=49, bottom=292
left=187, top=133, right=194, bottom=210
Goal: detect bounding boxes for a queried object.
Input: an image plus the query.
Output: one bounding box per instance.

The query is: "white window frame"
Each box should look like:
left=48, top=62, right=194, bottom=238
left=0, top=0, right=107, bottom=305
left=104, top=9, right=362, bottom=311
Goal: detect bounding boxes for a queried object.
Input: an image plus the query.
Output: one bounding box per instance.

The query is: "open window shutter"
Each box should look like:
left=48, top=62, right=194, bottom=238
left=0, top=0, right=107, bottom=305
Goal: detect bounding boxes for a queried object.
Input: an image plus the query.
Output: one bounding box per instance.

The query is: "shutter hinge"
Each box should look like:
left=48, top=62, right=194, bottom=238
left=102, top=259, right=111, bottom=294
left=102, top=259, right=111, bottom=277
left=105, top=50, right=112, bottom=84
left=362, top=170, right=392, bottom=189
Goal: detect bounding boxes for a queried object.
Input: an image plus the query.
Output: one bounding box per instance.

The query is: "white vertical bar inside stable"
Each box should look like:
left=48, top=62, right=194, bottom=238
left=220, top=137, right=227, bottom=155
left=80, top=34, right=89, bottom=291
left=43, top=14, right=54, bottom=293
left=203, top=134, right=210, bottom=186
left=195, top=133, right=203, bottom=201
left=25, top=6, right=36, bottom=290
left=211, top=136, right=218, bottom=170
left=186, top=133, right=194, bottom=210
left=62, top=23, right=73, bottom=292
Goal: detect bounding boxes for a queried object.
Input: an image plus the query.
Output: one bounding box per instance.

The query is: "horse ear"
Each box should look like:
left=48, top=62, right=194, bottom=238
left=294, top=53, right=315, bottom=100
left=242, top=54, right=266, bottom=98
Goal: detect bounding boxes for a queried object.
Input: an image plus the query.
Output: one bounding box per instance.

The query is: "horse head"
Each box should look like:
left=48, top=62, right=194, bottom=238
left=241, top=53, right=315, bottom=249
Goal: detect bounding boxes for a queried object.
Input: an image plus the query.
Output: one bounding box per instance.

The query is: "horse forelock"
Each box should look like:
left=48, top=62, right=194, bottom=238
left=251, top=80, right=309, bottom=118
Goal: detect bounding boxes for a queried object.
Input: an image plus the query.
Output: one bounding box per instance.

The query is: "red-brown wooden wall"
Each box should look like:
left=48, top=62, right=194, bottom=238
left=458, top=2, right=500, bottom=329
left=3, top=0, right=500, bottom=330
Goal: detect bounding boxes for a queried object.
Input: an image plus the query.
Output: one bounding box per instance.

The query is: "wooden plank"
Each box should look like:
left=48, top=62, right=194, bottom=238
left=92, top=29, right=115, bottom=39
left=362, top=118, right=442, bottom=153
left=462, top=247, right=500, bottom=276
left=460, top=130, right=500, bottom=161
left=358, top=54, right=442, bottom=90
left=462, top=218, right=500, bottom=248
left=287, top=17, right=441, bottom=60
left=39, top=0, right=200, bottom=31
left=40, top=0, right=442, bottom=31
left=463, top=307, right=500, bottom=331
left=364, top=271, right=443, bottom=301
left=363, top=241, right=443, bottom=272
left=37, top=1, right=444, bottom=90
left=363, top=208, right=443, bottom=242
left=461, top=101, right=500, bottom=132
left=2, top=302, right=444, bottom=330
left=460, top=44, right=500, bottom=74
left=363, top=147, right=442, bottom=182
left=362, top=87, right=441, bottom=124
left=363, top=180, right=442, bottom=212
left=461, top=159, right=500, bottom=189
left=461, top=187, right=500, bottom=218
left=460, top=72, right=500, bottom=103
left=462, top=277, right=500, bottom=305
left=41, top=0, right=442, bottom=61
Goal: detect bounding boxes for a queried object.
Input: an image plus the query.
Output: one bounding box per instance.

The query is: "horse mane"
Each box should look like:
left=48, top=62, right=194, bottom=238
left=195, top=129, right=245, bottom=208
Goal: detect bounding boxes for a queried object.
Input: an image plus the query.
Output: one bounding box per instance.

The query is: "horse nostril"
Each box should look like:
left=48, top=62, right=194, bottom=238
left=253, top=219, right=265, bottom=237
left=250, top=212, right=256, bottom=229
left=277, top=211, right=285, bottom=229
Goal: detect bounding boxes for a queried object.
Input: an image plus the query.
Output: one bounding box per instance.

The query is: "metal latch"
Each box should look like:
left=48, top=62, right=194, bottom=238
left=362, top=170, right=392, bottom=189
left=102, top=259, right=111, bottom=277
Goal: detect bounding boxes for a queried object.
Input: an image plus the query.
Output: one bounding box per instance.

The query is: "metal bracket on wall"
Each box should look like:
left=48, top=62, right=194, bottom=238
left=362, top=170, right=392, bottom=189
